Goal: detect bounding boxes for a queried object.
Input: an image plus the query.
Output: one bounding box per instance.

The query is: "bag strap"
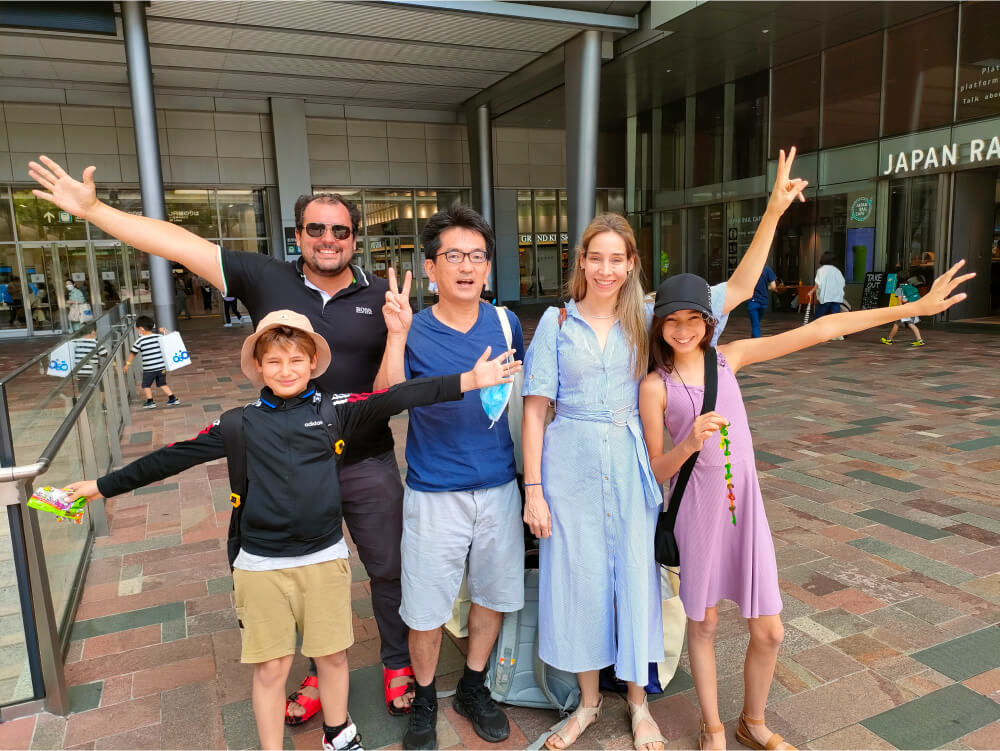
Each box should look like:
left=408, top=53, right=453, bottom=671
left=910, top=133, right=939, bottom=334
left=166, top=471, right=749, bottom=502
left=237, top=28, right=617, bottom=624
left=220, top=407, right=247, bottom=569
left=495, top=305, right=514, bottom=353
left=661, top=347, right=719, bottom=529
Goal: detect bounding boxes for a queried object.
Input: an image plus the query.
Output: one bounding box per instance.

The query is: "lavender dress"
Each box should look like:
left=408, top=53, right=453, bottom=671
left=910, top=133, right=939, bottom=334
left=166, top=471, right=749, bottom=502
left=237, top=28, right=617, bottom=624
left=659, top=352, right=783, bottom=622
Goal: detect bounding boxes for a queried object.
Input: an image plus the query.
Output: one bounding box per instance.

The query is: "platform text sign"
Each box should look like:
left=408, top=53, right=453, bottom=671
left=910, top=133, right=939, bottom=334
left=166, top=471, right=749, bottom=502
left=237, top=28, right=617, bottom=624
left=862, top=271, right=886, bottom=310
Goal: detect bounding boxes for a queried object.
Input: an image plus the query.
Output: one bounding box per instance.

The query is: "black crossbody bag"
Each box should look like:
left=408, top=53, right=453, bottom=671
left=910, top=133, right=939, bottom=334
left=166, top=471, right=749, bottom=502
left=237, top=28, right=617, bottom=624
left=654, top=346, right=718, bottom=568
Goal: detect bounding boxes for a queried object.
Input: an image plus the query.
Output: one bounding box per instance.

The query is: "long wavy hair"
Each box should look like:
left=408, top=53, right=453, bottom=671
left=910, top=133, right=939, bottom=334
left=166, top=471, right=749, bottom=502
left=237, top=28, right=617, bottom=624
left=567, top=213, right=648, bottom=381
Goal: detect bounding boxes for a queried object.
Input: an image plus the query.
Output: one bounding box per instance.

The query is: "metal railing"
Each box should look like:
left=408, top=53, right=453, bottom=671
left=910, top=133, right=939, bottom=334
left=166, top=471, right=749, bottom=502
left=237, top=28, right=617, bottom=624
left=0, top=301, right=137, bottom=718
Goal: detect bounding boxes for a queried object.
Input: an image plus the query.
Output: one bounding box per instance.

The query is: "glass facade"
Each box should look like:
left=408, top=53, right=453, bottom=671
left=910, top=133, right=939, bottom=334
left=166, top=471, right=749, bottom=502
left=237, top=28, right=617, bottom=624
left=822, top=33, right=882, bottom=148
left=623, top=4, right=999, bottom=319
left=0, top=187, right=270, bottom=334
left=314, top=187, right=471, bottom=309
left=883, top=9, right=957, bottom=136
left=957, top=1, right=1000, bottom=123
left=771, top=55, right=821, bottom=158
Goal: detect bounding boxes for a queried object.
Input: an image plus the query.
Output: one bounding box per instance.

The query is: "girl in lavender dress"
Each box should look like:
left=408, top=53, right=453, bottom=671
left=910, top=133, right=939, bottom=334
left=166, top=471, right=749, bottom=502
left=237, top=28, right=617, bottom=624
left=638, top=263, right=973, bottom=751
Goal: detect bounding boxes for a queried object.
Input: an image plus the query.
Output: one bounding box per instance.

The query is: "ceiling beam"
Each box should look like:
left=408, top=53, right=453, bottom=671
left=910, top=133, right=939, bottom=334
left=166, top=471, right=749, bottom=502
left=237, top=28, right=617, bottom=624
left=381, top=0, right=638, bottom=32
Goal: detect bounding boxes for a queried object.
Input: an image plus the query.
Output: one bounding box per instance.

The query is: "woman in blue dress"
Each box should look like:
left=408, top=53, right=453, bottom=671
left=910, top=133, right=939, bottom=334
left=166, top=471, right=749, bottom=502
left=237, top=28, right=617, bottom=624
left=522, top=214, right=666, bottom=751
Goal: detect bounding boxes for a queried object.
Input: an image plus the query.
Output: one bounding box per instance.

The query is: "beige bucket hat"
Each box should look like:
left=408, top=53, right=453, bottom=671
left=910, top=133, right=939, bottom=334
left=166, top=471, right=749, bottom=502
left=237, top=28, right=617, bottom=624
left=239, top=309, right=331, bottom=386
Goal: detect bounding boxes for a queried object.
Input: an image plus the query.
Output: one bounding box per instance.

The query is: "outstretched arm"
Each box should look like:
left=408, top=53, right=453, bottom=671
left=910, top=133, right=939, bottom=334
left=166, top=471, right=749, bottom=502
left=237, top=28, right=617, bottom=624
left=722, top=147, right=808, bottom=314
left=722, top=260, right=975, bottom=372
left=29, top=156, right=223, bottom=289
left=339, top=346, right=521, bottom=435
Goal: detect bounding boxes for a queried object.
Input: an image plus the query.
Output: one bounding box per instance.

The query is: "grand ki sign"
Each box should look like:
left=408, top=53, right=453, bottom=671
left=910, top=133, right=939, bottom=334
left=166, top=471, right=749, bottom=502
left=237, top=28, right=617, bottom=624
left=883, top=136, right=1000, bottom=175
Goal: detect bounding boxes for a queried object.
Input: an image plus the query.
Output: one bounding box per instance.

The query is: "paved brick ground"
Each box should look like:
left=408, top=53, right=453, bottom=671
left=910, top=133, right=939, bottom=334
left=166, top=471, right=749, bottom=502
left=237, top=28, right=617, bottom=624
left=0, top=309, right=997, bottom=750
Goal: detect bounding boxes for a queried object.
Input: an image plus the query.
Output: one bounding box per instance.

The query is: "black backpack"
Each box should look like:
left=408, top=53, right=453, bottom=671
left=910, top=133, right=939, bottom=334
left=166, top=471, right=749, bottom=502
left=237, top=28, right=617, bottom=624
left=219, top=395, right=340, bottom=569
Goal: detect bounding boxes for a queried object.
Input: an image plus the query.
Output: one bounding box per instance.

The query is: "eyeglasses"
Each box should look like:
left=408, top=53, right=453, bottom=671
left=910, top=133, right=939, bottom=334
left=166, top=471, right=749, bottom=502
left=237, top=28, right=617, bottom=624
left=436, top=250, right=489, bottom=264
left=299, top=222, right=352, bottom=240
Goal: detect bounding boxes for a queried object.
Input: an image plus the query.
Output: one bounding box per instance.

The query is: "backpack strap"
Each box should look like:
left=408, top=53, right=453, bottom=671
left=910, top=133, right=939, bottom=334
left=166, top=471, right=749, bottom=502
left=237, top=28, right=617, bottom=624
left=220, top=407, right=247, bottom=569
left=660, top=347, right=719, bottom=534
left=316, top=391, right=345, bottom=457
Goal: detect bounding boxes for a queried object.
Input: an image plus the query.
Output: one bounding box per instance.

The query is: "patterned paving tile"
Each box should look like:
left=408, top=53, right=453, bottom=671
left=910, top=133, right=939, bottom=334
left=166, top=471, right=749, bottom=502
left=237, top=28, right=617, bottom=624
left=911, top=628, right=1000, bottom=682
left=846, top=469, right=923, bottom=493
left=849, top=538, right=977, bottom=586
left=862, top=684, right=1000, bottom=750
left=70, top=602, right=186, bottom=641
left=855, top=508, right=952, bottom=541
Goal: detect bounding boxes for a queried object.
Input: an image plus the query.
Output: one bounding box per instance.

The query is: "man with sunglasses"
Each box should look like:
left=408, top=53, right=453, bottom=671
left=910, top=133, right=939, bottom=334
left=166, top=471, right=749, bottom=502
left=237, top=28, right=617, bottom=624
left=26, top=156, right=417, bottom=722
left=379, top=206, right=526, bottom=750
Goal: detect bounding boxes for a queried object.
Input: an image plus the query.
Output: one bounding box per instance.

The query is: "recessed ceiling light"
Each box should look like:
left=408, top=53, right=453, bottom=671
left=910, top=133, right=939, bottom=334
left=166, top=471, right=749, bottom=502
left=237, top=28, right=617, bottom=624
left=762, top=29, right=769, bottom=34
left=665, top=68, right=672, bottom=73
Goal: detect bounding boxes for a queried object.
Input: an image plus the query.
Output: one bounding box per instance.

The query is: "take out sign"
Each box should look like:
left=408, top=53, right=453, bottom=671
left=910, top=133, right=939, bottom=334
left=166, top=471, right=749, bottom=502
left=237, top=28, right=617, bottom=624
left=883, top=136, right=1000, bottom=175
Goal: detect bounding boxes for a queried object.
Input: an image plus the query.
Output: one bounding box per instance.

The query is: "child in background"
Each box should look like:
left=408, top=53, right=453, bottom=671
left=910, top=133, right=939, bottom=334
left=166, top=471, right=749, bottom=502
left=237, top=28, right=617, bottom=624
left=881, top=282, right=925, bottom=347
left=63, top=310, right=520, bottom=751
left=124, top=315, right=179, bottom=408
left=73, top=329, right=108, bottom=380
left=639, top=262, right=972, bottom=751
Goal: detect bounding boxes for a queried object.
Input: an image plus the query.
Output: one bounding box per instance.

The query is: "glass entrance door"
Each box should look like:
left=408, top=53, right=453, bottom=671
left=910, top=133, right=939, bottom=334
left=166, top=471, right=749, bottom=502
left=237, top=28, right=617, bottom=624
left=19, top=243, right=64, bottom=332
left=91, top=241, right=128, bottom=314
left=366, top=236, right=420, bottom=309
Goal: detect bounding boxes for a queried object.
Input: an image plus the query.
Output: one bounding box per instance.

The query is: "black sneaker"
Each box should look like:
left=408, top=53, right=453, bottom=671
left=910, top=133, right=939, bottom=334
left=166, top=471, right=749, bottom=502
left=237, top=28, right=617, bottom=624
left=402, top=695, right=437, bottom=750
left=453, top=679, right=510, bottom=743
left=167, top=396, right=180, bottom=406
left=143, top=400, right=156, bottom=409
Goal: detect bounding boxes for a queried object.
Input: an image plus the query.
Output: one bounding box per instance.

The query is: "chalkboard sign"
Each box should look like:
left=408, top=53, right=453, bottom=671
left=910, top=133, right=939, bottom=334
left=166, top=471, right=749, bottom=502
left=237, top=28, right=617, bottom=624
left=861, top=271, right=886, bottom=310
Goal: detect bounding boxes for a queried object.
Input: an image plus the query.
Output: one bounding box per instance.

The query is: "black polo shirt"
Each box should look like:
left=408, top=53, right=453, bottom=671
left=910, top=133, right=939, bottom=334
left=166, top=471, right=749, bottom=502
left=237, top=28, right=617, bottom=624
left=220, top=248, right=391, bottom=464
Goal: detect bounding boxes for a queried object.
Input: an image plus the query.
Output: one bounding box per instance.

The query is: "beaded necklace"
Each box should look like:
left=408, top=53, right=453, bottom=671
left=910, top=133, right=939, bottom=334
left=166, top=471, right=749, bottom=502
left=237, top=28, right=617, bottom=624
left=720, top=425, right=735, bottom=525
left=674, top=362, right=736, bottom=527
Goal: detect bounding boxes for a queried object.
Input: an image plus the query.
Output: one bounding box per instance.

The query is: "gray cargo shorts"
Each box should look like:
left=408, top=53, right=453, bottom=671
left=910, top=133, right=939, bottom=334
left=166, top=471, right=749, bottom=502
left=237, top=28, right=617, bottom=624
left=400, top=479, right=525, bottom=631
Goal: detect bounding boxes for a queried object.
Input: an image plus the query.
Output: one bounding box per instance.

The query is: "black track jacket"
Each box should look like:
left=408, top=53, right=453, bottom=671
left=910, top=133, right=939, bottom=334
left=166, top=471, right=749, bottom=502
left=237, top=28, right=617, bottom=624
left=97, top=374, right=463, bottom=557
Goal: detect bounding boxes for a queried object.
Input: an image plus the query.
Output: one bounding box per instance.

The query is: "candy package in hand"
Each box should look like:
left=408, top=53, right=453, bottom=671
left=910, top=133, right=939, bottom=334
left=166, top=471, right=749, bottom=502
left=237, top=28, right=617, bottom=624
left=28, top=486, right=89, bottom=524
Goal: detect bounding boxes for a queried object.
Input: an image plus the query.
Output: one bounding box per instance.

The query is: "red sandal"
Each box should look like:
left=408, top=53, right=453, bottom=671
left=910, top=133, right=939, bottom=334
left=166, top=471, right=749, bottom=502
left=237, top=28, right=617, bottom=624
left=384, top=666, right=415, bottom=716
left=284, top=675, right=322, bottom=726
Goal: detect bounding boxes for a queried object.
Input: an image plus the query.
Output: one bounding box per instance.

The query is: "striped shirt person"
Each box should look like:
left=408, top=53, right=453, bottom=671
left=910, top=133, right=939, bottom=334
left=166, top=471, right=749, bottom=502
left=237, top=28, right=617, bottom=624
left=124, top=315, right=179, bottom=408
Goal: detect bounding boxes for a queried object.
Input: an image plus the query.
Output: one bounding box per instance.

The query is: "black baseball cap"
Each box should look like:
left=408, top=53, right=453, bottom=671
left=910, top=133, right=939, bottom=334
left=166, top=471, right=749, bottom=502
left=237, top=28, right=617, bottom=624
left=653, top=273, right=716, bottom=321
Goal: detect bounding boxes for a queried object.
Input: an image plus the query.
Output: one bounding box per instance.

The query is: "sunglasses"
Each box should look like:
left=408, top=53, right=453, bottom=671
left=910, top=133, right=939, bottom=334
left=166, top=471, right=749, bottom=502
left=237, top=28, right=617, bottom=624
left=299, top=222, right=352, bottom=240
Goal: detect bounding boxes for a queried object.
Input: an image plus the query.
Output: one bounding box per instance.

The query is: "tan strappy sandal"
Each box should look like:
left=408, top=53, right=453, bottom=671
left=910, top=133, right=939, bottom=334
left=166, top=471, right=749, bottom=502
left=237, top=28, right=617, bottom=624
left=544, top=696, right=603, bottom=750
left=700, top=721, right=725, bottom=750
left=627, top=695, right=666, bottom=750
left=735, top=713, right=796, bottom=750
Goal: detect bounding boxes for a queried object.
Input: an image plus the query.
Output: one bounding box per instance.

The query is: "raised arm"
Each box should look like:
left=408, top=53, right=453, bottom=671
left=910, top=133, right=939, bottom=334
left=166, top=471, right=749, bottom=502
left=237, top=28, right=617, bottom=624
left=29, top=156, right=223, bottom=288
left=722, top=147, right=808, bottom=314
left=722, top=260, right=975, bottom=372
left=373, top=267, right=411, bottom=390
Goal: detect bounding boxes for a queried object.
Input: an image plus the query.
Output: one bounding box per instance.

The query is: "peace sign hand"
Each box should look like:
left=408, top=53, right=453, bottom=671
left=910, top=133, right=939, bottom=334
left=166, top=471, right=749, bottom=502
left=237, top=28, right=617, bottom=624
left=766, top=147, right=809, bottom=215
left=28, top=156, right=99, bottom=220
left=382, top=267, right=413, bottom=335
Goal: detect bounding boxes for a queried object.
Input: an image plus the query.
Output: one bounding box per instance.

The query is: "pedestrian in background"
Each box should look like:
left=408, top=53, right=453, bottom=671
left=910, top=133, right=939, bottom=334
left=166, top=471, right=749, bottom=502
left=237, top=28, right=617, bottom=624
left=810, top=252, right=845, bottom=336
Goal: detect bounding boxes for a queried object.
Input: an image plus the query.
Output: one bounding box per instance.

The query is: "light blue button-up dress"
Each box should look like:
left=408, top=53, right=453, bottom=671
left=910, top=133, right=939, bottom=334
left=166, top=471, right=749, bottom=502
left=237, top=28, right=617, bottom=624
left=523, top=300, right=664, bottom=684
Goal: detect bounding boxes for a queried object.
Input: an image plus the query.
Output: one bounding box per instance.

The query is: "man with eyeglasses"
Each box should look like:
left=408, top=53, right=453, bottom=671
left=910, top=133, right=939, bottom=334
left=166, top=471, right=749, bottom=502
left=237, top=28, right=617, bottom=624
left=379, top=205, right=526, bottom=750
left=26, top=156, right=417, bottom=722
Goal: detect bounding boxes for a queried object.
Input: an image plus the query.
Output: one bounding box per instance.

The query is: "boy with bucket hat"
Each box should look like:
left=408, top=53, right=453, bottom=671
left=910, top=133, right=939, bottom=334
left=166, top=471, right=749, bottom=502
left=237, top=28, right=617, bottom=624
left=63, top=310, right=520, bottom=751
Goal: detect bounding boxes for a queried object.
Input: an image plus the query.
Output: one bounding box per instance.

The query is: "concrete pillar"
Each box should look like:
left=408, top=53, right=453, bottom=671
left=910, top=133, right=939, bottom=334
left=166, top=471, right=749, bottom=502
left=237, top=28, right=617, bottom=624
left=121, top=1, right=173, bottom=330
left=269, top=98, right=313, bottom=260
left=466, top=102, right=497, bottom=294
left=564, top=30, right=602, bottom=256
